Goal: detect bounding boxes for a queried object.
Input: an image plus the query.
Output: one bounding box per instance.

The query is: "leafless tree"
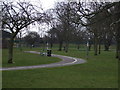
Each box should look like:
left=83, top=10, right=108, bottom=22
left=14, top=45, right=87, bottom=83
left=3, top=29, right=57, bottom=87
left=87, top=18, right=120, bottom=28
left=2, top=1, right=48, bottom=63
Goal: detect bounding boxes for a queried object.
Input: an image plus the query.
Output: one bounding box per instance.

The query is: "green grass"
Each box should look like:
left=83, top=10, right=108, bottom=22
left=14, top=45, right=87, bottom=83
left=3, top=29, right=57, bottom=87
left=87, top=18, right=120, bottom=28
left=2, top=48, right=61, bottom=67
left=2, top=46, right=118, bottom=88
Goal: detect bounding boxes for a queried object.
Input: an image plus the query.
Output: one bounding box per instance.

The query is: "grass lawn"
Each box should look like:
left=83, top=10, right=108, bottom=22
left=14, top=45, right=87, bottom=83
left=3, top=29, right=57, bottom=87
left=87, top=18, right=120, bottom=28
left=2, top=46, right=118, bottom=88
left=2, top=48, right=61, bottom=67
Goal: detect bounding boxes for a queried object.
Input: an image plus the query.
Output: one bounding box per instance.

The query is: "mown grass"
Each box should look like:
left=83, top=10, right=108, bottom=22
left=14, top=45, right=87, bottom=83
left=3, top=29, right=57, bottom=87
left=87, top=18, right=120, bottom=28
left=2, top=45, right=118, bottom=88
left=2, top=48, right=61, bottom=67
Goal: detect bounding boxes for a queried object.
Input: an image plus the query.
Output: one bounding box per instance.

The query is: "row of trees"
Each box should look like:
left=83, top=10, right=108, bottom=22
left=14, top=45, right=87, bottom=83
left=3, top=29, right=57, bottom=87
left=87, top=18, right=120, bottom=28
left=1, top=1, right=120, bottom=63
left=46, top=2, right=120, bottom=59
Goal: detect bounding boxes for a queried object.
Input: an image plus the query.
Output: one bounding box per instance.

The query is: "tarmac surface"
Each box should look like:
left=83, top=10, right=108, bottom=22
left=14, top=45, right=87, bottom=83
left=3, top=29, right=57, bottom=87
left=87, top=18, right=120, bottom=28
left=1, top=51, right=86, bottom=71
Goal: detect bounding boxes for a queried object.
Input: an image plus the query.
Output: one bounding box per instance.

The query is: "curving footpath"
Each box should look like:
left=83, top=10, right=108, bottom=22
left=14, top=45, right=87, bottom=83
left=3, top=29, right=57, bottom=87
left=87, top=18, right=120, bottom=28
left=1, top=51, right=86, bottom=71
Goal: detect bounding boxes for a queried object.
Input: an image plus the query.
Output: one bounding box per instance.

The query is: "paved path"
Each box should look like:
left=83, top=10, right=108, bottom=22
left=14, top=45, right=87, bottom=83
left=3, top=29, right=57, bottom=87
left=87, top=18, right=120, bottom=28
left=1, top=51, right=86, bottom=71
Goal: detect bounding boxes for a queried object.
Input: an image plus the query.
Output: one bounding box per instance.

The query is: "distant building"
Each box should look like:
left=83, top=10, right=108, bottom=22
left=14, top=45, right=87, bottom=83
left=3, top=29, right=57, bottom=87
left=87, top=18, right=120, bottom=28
left=2, top=30, right=11, bottom=48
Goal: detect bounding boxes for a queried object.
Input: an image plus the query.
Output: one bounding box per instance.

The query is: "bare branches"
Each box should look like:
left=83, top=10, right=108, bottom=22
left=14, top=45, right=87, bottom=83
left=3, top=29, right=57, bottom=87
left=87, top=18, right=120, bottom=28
left=2, top=1, right=48, bottom=35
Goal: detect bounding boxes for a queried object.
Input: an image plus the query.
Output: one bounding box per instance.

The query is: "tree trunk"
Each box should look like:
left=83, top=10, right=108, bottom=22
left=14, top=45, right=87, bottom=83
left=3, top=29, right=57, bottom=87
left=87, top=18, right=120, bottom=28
left=88, top=44, right=91, bottom=51
left=104, top=45, right=109, bottom=51
left=50, top=43, right=53, bottom=48
left=98, top=42, right=101, bottom=54
left=8, top=38, right=14, bottom=63
left=104, top=41, right=110, bottom=51
left=94, top=36, right=98, bottom=55
left=65, top=42, right=69, bottom=53
left=58, top=41, right=63, bottom=51
left=77, top=44, right=80, bottom=50
left=19, top=32, right=22, bottom=51
left=116, top=33, right=120, bottom=60
left=116, top=41, right=118, bottom=58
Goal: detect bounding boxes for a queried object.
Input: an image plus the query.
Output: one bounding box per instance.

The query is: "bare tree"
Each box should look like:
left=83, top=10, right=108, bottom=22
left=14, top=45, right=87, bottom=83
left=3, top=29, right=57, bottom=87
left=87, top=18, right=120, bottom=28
left=54, top=2, right=80, bottom=52
left=2, top=1, right=47, bottom=63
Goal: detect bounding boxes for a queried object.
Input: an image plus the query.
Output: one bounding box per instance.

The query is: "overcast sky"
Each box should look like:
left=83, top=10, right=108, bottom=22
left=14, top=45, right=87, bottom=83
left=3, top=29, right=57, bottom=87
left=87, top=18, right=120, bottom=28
left=27, top=0, right=57, bottom=36
left=40, top=0, right=59, bottom=10
left=23, top=0, right=65, bottom=37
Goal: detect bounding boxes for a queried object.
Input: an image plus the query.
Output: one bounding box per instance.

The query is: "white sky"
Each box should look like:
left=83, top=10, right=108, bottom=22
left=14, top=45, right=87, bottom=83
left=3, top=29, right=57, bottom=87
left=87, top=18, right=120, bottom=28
left=28, top=0, right=56, bottom=11
left=40, top=0, right=58, bottom=10
left=22, top=0, right=65, bottom=37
